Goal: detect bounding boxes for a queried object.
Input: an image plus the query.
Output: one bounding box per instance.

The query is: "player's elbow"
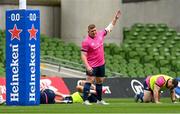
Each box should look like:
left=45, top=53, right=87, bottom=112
left=105, top=23, right=114, bottom=33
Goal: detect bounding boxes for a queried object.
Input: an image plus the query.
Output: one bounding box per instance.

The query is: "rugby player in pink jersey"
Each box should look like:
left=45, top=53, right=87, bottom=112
left=81, top=10, right=121, bottom=105
left=135, top=74, right=178, bottom=104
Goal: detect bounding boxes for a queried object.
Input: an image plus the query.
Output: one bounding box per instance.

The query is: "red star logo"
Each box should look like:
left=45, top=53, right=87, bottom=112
left=28, top=24, right=38, bottom=40
left=8, top=24, right=22, bottom=41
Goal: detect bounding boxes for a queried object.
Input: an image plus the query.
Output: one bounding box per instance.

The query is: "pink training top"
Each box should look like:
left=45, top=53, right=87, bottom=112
left=146, top=76, right=166, bottom=88
left=155, top=76, right=166, bottom=87
left=81, top=30, right=107, bottom=67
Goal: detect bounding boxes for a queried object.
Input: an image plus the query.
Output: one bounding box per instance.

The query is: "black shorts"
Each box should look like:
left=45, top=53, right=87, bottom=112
left=40, top=89, right=56, bottom=104
left=86, top=64, right=105, bottom=77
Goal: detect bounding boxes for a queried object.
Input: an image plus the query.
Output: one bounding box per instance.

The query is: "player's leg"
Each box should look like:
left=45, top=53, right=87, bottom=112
left=83, top=75, right=95, bottom=105
left=76, top=85, right=84, bottom=93
left=142, top=78, right=153, bottom=103
left=134, top=90, right=152, bottom=103
left=55, top=91, right=69, bottom=98
left=55, top=95, right=73, bottom=104
left=135, top=78, right=151, bottom=103
left=40, top=90, right=47, bottom=104
left=88, top=93, right=98, bottom=103
left=143, top=90, right=153, bottom=103
left=95, top=64, right=109, bottom=105
left=96, top=77, right=104, bottom=101
left=40, top=89, right=56, bottom=104
left=96, top=77, right=109, bottom=105
left=134, top=92, right=144, bottom=102
left=44, top=89, right=56, bottom=104
left=77, top=85, right=96, bottom=94
left=54, top=91, right=72, bottom=104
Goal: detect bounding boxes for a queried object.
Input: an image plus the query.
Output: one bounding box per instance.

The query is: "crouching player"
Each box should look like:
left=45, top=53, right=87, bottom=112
left=135, top=74, right=178, bottom=104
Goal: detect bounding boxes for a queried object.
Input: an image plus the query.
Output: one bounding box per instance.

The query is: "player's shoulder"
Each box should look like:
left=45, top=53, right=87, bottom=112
left=82, top=36, right=91, bottom=44
left=99, top=29, right=106, bottom=33
left=98, top=29, right=106, bottom=34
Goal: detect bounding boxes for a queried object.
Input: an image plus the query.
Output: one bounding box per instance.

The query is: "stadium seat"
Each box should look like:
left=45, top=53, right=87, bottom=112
left=168, top=71, right=176, bottom=78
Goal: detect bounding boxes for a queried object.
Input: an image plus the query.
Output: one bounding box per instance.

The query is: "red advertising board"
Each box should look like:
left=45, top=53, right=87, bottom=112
left=0, top=77, right=70, bottom=101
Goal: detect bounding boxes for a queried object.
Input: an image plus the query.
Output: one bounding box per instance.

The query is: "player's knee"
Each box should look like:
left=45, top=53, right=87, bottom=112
left=143, top=97, right=151, bottom=103
left=76, top=86, right=83, bottom=93
left=87, top=76, right=95, bottom=82
left=96, top=80, right=103, bottom=84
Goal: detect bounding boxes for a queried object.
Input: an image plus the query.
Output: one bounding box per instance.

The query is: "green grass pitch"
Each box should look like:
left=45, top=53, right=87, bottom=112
left=0, top=98, right=180, bottom=114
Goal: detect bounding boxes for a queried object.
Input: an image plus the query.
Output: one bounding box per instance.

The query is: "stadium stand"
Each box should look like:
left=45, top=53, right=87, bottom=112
left=0, top=23, right=180, bottom=78
left=122, top=23, right=180, bottom=77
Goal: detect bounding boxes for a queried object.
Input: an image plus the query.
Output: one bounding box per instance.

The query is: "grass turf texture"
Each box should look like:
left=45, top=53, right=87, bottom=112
left=0, top=98, right=180, bottom=113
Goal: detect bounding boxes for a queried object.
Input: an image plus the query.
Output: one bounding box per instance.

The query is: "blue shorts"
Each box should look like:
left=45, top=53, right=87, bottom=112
left=143, top=80, right=149, bottom=91
left=40, top=89, right=56, bottom=104
left=143, top=80, right=153, bottom=93
left=86, top=64, right=105, bottom=77
left=88, top=94, right=97, bottom=103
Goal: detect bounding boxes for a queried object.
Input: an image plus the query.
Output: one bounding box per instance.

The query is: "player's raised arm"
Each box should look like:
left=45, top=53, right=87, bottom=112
left=105, top=9, right=121, bottom=33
